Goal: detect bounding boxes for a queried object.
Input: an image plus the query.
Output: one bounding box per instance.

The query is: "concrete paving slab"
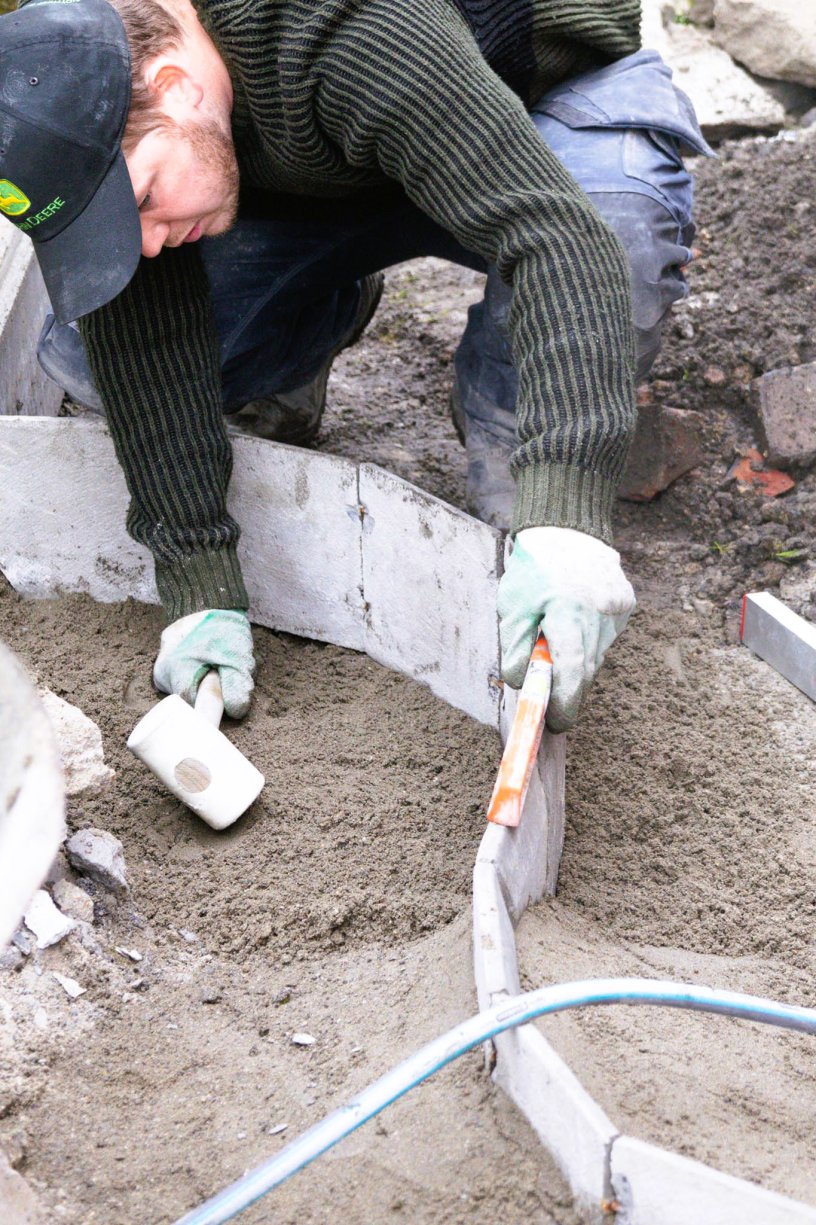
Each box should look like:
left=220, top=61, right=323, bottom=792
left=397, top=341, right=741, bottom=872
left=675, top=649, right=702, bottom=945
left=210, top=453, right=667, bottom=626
left=0, top=226, right=61, bottom=418
left=486, top=689, right=566, bottom=908
left=611, top=1136, right=816, bottom=1225
left=0, top=417, right=156, bottom=602
left=359, top=464, right=503, bottom=727
left=472, top=859, right=520, bottom=1009
left=230, top=436, right=364, bottom=651
left=494, top=1024, right=617, bottom=1223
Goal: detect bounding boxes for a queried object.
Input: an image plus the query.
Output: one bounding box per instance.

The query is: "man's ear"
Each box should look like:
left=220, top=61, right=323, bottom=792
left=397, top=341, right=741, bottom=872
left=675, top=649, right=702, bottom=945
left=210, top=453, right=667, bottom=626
left=142, top=57, right=204, bottom=113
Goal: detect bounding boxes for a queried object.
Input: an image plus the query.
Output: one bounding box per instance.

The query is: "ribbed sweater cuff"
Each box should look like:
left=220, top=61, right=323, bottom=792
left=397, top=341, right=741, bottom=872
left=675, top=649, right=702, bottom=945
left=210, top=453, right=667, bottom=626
left=511, top=462, right=617, bottom=545
left=155, top=546, right=250, bottom=623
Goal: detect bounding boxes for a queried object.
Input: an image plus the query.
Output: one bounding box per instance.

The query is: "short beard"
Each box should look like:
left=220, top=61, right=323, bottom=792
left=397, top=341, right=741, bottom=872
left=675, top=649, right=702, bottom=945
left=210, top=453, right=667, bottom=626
left=183, top=115, right=240, bottom=234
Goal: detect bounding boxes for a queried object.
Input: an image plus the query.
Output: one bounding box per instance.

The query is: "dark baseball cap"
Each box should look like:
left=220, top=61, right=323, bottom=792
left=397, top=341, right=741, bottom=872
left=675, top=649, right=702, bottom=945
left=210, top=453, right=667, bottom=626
left=0, top=0, right=142, bottom=322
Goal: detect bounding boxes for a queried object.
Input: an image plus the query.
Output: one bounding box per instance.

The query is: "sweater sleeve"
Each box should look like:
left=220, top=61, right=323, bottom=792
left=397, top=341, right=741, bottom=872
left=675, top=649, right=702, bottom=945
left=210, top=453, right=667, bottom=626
left=312, top=0, right=636, bottom=542
left=77, top=245, right=249, bottom=622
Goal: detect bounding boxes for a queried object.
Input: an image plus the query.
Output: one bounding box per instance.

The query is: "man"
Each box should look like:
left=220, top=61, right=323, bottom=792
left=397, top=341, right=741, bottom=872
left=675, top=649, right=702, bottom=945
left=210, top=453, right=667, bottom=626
left=0, top=0, right=708, bottom=730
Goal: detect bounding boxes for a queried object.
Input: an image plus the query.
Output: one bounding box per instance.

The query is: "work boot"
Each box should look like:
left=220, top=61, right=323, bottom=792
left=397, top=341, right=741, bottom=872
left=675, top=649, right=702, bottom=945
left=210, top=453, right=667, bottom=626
left=228, top=273, right=384, bottom=445
left=449, top=379, right=516, bottom=533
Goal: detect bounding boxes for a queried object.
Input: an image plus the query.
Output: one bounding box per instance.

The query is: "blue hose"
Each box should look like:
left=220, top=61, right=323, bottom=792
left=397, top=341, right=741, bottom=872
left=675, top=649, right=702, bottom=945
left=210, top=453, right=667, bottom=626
left=174, top=977, right=816, bottom=1225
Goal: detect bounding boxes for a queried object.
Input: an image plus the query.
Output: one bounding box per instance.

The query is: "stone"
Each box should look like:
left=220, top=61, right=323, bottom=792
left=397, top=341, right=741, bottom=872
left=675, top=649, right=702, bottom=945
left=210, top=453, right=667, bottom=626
left=22, top=890, right=75, bottom=949
left=714, top=0, right=816, bottom=89
left=65, top=828, right=128, bottom=894
left=51, top=879, right=95, bottom=925
left=618, top=405, right=705, bottom=501
left=52, top=971, right=85, bottom=999
left=689, top=0, right=715, bottom=26
left=38, top=690, right=114, bottom=797
left=291, top=1032, right=316, bottom=1046
left=0, top=946, right=23, bottom=972
left=752, top=362, right=816, bottom=469
left=641, top=0, right=786, bottom=140
left=0, top=1148, right=46, bottom=1225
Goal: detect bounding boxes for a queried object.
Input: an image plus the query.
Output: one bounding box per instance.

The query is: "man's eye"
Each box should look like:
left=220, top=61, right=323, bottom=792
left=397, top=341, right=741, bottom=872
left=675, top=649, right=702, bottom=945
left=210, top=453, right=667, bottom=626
left=139, top=193, right=152, bottom=211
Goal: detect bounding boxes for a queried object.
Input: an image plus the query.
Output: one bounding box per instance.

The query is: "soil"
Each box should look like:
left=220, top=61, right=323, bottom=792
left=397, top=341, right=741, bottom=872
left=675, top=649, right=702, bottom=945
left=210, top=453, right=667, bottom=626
left=3, top=125, right=816, bottom=1222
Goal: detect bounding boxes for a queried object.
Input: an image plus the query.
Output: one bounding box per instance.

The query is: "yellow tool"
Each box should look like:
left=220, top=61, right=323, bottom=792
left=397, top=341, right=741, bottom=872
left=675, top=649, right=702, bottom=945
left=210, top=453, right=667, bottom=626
left=486, top=634, right=552, bottom=829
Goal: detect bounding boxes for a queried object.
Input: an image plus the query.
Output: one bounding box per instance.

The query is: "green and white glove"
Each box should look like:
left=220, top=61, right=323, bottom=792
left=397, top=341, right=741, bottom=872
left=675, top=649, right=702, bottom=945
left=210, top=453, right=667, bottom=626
left=153, top=609, right=256, bottom=719
left=498, top=526, right=635, bottom=733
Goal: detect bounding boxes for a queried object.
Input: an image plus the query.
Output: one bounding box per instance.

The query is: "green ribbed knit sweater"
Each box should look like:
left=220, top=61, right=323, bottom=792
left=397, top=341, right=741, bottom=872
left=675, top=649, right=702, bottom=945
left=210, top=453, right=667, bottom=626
left=79, top=0, right=640, bottom=621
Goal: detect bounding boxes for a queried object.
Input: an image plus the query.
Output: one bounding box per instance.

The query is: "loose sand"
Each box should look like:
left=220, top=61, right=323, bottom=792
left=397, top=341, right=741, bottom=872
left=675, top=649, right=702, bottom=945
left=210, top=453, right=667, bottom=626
left=3, top=127, right=816, bottom=1223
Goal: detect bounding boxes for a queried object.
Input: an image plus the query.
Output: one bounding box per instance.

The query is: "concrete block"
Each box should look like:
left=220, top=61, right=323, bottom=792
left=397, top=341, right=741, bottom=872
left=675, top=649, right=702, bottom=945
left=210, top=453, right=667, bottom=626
left=0, top=224, right=61, bottom=418
left=641, top=0, right=786, bottom=140
left=39, top=689, right=114, bottom=796
left=494, top=1024, right=617, bottom=1222
left=611, top=1136, right=816, bottom=1225
left=714, top=0, right=816, bottom=89
left=472, top=859, right=520, bottom=1010
left=618, top=405, right=704, bottom=502
left=0, top=641, right=65, bottom=951
left=752, top=361, right=816, bottom=469
left=230, top=436, right=364, bottom=650
left=359, top=465, right=503, bottom=727
left=741, top=591, right=816, bottom=702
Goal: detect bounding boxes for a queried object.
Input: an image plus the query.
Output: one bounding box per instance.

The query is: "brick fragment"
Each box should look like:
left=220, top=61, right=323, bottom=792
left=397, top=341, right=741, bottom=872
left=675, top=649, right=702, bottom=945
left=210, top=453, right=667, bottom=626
left=618, top=405, right=704, bottom=502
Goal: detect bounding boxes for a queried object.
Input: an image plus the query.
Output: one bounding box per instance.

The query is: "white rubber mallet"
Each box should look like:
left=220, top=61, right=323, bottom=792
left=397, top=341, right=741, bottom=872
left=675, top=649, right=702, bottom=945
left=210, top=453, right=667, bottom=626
left=127, top=672, right=264, bottom=830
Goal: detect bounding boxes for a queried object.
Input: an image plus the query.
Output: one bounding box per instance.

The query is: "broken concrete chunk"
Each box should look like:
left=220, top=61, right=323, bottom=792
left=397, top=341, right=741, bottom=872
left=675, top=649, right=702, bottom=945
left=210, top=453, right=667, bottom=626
left=618, top=404, right=704, bottom=501
left=115, top=946, right=143, bottom=963
left=752, top=362, right=816, bottom=470
left=38, top=691, right=115, bottom=797
left=23, top=890, right=75, bottom=950
left=65, top=829, right=128, bottom=894
left=641, top=0, right=786, bottom=139
left=51, top=879, right=95, bottom=925
left=713, top=0, right=816, bottom=89
left=52, top=971, right=85, bottom=1000
left=0, top=1148, right=46, bottom=1225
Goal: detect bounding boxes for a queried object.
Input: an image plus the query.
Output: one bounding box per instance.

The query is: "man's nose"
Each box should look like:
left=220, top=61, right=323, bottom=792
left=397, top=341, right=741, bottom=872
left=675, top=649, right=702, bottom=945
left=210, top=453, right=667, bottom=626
left=141, top=219, right=170, bottom=258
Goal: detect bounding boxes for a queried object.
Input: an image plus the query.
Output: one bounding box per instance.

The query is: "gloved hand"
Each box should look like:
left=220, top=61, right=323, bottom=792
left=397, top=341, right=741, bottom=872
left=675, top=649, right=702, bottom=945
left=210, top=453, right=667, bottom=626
left=153, top=609, right=256, bottom=719
left=498, top=526, right=635, bottom=733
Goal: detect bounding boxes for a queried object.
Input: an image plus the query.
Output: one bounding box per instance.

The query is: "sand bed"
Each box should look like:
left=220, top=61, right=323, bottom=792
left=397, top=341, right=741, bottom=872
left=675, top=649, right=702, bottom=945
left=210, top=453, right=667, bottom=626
left=0, top=577, right=579, bottom=1225
left=518, top=606, right=816, bottom=1204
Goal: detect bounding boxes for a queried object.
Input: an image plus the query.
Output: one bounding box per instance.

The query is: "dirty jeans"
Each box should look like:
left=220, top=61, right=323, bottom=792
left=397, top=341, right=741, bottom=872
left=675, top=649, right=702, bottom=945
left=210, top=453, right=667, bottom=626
left=38, top=50, right=709, bottom=522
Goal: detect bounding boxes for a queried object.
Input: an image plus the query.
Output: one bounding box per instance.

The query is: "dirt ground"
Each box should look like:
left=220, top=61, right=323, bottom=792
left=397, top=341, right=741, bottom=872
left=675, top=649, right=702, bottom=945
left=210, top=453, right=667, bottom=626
left=2, top=126, right=816, bottom=1222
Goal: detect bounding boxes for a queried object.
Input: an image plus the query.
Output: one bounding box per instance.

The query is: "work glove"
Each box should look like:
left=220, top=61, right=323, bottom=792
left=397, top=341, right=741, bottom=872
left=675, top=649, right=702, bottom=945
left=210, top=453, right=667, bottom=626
left=498, top=526, right=635, bottom=733
left=153, top=609, right=256, bottom=719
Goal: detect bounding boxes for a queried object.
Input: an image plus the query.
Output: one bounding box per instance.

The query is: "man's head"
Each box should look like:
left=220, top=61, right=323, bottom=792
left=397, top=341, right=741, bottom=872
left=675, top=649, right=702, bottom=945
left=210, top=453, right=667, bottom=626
left=0, top=0, right=238, bottom=322
left=107, top=0, right=239, bottom=259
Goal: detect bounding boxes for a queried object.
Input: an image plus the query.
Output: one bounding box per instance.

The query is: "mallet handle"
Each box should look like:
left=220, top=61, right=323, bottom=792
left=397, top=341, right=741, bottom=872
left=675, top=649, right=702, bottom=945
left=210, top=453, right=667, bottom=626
left=195, top=670, right=224, bottom=727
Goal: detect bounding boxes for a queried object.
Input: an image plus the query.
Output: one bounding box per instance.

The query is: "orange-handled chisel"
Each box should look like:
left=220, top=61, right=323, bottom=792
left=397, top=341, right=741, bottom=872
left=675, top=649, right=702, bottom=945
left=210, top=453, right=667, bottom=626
left=486, top=634, right=553, bottom=828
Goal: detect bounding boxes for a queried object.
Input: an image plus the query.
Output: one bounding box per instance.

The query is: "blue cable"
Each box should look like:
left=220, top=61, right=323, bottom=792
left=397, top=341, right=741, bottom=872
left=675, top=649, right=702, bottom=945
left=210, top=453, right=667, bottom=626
left=174, top=977, right=816, bottom=1225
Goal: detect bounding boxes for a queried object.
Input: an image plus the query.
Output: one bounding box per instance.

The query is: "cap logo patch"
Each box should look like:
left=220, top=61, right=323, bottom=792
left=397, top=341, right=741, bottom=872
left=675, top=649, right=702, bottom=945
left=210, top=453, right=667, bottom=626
left=0, top=180, right=31, bottom=217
